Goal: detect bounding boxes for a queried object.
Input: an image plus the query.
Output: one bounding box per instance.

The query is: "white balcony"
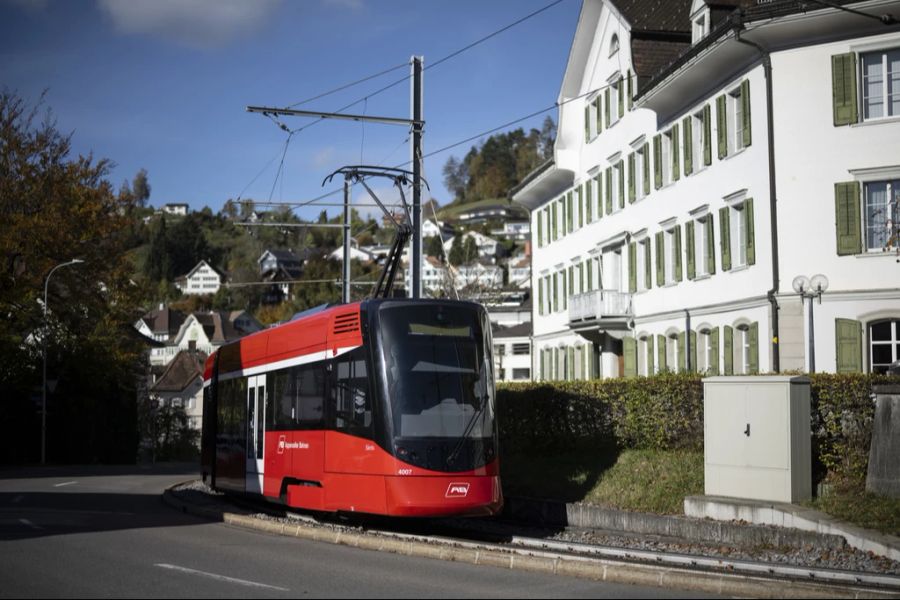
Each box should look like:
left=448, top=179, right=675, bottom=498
left=569, top=290, right=632, bottom=322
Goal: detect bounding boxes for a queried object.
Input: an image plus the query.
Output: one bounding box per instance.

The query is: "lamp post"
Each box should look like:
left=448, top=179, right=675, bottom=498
left=42, top=259, right=84, bottom=465
left=791, top=274, right=829, bottom=373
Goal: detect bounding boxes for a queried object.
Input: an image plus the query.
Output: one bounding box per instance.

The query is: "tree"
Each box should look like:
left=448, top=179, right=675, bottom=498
left=132, top=168, right=151, bottom=208
left=0, top=91, right=144, bottom=464
left=442, top=156, right=468, bottom=202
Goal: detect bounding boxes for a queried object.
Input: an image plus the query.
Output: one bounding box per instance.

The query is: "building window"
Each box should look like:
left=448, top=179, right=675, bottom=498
left=512, top=368, right=531, bottom=380
left=667, top=333, right=679, bottom=370
left=864, top=180, right=900, bottom=251
left=634, top=146, right=646, bottom=200
left=730, top=203, right=748, bottom=268
left=609, top=34, right=619, bottom=57
left=698, top=328, right=712, bottom=373
left=695, top=215, right=710, bottom=277
left=729, top=87, right=745, bottom=154
left=870, top=320, right=900, bottom=373
left=736, top=324, right=751, bottom=375
left=609, top=77, right=621, bottom=126
left=692, top=109, right=707, bottom=171
left=512, top=343, right=530, bottom=355
left=862, top=49, right=900, bottom=121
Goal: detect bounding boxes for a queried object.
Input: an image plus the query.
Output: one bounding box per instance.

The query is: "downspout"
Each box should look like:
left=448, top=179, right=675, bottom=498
left=685, top=309, right=692, bottom=372
left=735, top=20, right=781, bottom=372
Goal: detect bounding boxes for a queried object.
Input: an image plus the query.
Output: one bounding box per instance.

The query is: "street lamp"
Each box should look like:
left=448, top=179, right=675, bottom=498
left=42, top=259, right=84, bottom=465
left=791, top=273, right=829, bottom=373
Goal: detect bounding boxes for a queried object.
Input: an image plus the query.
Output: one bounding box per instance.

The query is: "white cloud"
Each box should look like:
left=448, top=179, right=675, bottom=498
left=96, top=0, right=281, bottom=48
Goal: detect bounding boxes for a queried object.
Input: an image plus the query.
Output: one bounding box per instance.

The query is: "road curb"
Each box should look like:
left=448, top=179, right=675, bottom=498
left=162, top=487, right=900, bottom=599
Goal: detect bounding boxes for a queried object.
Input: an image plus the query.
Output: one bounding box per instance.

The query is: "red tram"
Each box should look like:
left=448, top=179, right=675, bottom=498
left=200, top=298, right=502, bottom=517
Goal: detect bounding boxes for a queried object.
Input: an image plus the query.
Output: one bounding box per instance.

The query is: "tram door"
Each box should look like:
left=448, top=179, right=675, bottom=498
left=246, top=375, right=266, bottom=493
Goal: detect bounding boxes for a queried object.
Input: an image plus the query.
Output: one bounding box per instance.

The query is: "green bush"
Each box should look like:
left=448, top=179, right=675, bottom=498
left=497, top=372, right=893, bottom=484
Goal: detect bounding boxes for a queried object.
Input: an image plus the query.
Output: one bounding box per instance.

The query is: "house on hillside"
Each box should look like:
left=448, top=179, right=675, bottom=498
left=145, top=309, right=262, bottom=367
left=258, top=249, right=304, bottom=304
left=162, top=203, right=189, bottom=216
left=134, top=304, right=186, bottom=343
left=174, top=260, right=224, bottom=296
left=149, top=347, right=207, bottom=432
left=442, top=231, right=499, bottom=262
left=515, top=0, right=900, bottom=381
left=456, top=202, right=523, bottom=225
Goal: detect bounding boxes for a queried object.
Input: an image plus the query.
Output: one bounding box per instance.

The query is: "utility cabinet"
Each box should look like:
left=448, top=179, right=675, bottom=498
left=703, top=376, right=811, bottom=503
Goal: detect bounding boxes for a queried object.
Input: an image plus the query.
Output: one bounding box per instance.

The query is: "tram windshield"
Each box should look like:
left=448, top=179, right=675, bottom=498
left=377, top=303, right=495, bottom=440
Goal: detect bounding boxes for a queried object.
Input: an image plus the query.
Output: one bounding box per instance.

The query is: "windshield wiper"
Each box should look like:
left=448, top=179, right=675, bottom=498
left=446, top=395, right=486, bottom=467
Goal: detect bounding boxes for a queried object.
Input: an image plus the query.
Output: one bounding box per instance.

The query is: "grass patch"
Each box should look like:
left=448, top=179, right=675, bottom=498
left=502, top=445, right=704, bottom=515
left=807, top=481, right=900, bottom=536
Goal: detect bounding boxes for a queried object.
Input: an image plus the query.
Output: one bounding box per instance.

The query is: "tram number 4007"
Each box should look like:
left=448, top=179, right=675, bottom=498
left=397, top=469, right=413, bottom=476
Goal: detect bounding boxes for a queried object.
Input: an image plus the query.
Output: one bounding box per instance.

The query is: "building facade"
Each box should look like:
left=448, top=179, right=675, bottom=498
left=174, top=260, right=224, bottom=296
left=513, top=0, right=900, bottom=381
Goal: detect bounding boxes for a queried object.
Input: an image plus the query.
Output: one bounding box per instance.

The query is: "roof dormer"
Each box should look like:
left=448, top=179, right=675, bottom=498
left=690, top=0, right=710, bottom=44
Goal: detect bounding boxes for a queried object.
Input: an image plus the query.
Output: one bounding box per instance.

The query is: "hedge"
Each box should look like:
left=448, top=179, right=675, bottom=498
left=497, top=372, right=893, bottom=484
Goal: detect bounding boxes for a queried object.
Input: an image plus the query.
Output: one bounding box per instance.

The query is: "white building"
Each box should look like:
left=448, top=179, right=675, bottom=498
left=514, top=0, right=900, bottom=380
left=162, top=203, right=188, bottom=216
left=404, top=256, right=450, bottom=296
left=174, top=260, right=223, bottom=296
left=493, top=322, right=533, bottom=382
left=146, top=310, right=262, bottom=367
left=454, top=263, right=504, bottom=290
left=491, top=220, right=531, bottom=241
left=442, top=231, right=500, bottom=261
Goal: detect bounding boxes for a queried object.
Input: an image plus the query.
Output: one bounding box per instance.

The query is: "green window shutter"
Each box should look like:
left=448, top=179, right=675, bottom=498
left=605, top=167, right=613, bottom=215
left=674, top=226, right=683, bottom=282
left=627, top=70, right=634, bottom=111
left=568, top=266, right=575, bottom=298
left=683, top=116, right=693, bottom=176
left=623, top=336, right=637, bottom=378
left=566, top=192, right=573, bottom=234
left=644, top=241, right=652, bottom=289
left=628, top=242, right=637, bottom=293
left=551, top=204, right=558, bottom=242
left=587, top=260, right=593, bottom=291
left=724, top=325, right=734, bottom=375
left=595, top=97, right=603, bottom=134
left=550, top=273, right=559, bottom=312
left=642, top=142, right=651, bottom=195
left=745, top=198, right=756, bottom=266
left=647, top=336, right=655, bottom=375
left=605, top=88, right=611, bottom=129
left=703, top=104, right=713, bottom=166
left=716, top=94, right=728, bottom=159
left=537, top=212, right=543, bottom=248
left=835, top=181, right=862, bottom=255
left=579, top=262, right=585, bottom=293
left=618, top=77, right=625, bottom=119
left=594, top=173, right=603, bottom=219
left=585, top=181, right=592, bottom=222
left=578, top=186, right=584, bottom=229
left=686, top=221, right=696, bottom=280
left=538, top=278, right=544, bottom=315
left=618, top=162, right=625, bottom=209
left=741, top=79, right=752, bottom=147
left=689, top=330, right=697, bottom=373
left=720, top=206, right=732, bottom=271
left=628, top=153, right=636, bottom=203
left=655, top=231, right=665, bottom=287
left=832, top=53, right=859, bottom=126
left=672, top=124, right=681, bottom=182
left=562, top=270, right=568, bottom=310
left=653, top=135, right=662, bottom=189
left=835, top=318, right=863, bottom=373
left=706, top=216, right=716, bottom=275
left=710, top=327, right=720, bottom=375
left=749, top=322, right=759, bottom=374
left=657, top=334, right=667, bottom=372
left=678, top=332, right=686, bottom=372
left=584, top=105, right=591, bottom=143
left=553, top=347, right=558, bottom=380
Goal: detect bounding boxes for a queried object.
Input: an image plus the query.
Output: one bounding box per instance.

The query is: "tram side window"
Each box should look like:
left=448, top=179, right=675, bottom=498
left=271, top=364, right=325, bottom=430
left=332, top=349, right=372, bottom=437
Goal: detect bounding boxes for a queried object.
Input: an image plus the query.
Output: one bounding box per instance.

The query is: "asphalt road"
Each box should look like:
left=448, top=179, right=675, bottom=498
left=0, top=464, right=721, bottom=598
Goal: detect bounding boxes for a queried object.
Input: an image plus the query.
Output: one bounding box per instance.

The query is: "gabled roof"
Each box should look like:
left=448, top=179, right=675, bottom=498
left=613, top=0, right=692, bottom=33
left=180, top=260, right=224, bottom=281
left=141, top=305, right=186, bottom=338
left=151, top=349, right=207, bottom=393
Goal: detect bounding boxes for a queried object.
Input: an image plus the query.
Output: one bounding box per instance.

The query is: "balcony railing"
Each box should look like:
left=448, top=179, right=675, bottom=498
left=569, top=290, right=632, bottom=322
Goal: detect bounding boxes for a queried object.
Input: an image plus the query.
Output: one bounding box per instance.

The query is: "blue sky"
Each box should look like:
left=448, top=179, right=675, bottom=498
left=1, top=0, right=580, bottom=221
